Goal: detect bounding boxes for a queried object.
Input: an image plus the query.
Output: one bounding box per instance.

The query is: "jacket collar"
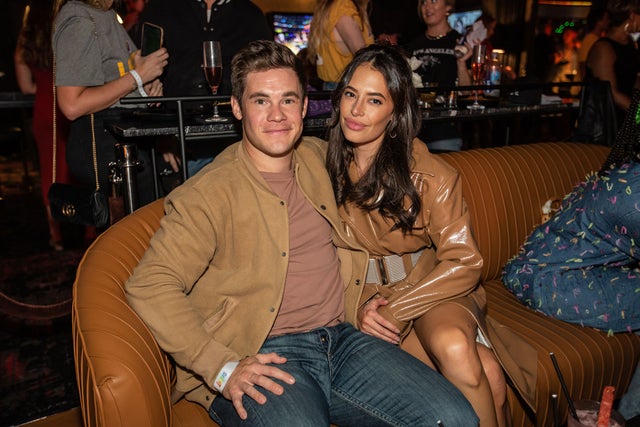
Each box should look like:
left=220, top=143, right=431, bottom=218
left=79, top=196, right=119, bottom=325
left=234, top=139, right=303, bottom=195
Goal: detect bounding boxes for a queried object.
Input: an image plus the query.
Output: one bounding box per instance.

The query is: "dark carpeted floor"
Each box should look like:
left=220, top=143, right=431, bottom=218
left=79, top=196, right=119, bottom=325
left=0, top=155, right=83, bottom=426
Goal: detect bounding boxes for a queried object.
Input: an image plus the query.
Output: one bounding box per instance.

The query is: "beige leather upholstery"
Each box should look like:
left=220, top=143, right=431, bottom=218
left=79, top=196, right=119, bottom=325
left=73, top=142, right=640, bottom=427
left=72, top=198, right=215, bottom=427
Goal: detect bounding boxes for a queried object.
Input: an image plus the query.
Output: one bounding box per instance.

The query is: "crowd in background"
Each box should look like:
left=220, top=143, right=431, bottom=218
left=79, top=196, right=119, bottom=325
left=6, top=0, right=640, bottom=246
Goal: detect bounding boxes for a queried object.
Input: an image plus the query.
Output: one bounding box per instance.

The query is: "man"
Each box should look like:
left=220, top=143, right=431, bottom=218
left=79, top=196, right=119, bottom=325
left=134, top=0, right=271, bottom=97
left=132, top=0, right=272, bottom=176
left=126, top=40, right=478, bottom=426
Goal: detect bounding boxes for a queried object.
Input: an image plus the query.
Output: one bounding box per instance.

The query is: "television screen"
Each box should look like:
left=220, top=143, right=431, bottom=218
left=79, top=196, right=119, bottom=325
left=271, top=12, right=313, bottom=55
left=448, top=9, right=482, bottom=36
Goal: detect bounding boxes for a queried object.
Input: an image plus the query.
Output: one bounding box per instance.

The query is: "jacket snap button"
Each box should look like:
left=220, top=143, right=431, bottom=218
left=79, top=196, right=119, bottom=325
left=355, top=279, right=361, bottom=285
left=320, top=205, right=327, bottom=210
left=281, top=252, right=286, bottom=257
left=206, top=395, right=210, bottom=401
left=270, top=307, right=275, bottom=312
left=280, top=201, right=285, bottom=206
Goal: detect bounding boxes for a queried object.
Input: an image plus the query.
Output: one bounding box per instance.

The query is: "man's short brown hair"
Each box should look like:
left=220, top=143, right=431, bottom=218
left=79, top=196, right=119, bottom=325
left=231, top=40, right=308, bottom=104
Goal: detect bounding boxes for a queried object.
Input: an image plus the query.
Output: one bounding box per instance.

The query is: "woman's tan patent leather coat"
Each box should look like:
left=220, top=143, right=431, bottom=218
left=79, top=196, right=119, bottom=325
left=338, top=140, right=537, bottom=411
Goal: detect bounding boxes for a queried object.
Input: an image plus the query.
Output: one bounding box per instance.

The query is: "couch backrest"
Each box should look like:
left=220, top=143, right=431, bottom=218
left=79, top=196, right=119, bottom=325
left=73, top=142, right=610, bottom=426
left=73, top=198, right=171, bottom=427
left=439, top=142, right=610, bottom=282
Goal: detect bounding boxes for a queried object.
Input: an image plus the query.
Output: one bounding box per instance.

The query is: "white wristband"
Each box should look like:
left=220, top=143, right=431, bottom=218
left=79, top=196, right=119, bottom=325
left=129, top=69, right=148, bottom=97
left=213, top=361, right=239, bottom=392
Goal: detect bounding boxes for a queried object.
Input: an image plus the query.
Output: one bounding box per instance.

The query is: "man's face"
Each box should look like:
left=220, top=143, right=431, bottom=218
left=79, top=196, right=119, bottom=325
left=231, top=68, right=308, bottom=172
left=420, top=0, right=452, bottom=27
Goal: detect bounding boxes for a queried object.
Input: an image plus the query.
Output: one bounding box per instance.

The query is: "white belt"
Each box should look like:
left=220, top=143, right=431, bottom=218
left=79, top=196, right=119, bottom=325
left=366, top=250, right=423, bottom=285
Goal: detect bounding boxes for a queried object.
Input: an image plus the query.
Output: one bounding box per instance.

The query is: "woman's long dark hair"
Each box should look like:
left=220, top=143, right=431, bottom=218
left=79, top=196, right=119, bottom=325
left=326, top=43, right=422, bottom=233
left=19, top=0, right=56, bottom=70
left=600, top=89, right=640, bottom=172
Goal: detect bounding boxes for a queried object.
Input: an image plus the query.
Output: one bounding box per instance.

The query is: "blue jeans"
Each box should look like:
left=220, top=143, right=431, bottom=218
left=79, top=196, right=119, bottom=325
left=187, top=156, right=214, bottom=178
left=209, top=323, right=477, bottom=426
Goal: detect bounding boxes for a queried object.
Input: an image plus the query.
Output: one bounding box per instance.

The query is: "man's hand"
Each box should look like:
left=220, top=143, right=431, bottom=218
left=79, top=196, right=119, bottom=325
left=358, top=297, right=401, bottom=344
left=222, top=353, right=294, bottom=420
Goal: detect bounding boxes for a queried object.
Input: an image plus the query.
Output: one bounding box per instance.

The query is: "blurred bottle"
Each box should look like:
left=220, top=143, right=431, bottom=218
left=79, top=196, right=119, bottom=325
left=484, top=49, right=504, bottom=98
left=446, top=79, right=458, bottom=109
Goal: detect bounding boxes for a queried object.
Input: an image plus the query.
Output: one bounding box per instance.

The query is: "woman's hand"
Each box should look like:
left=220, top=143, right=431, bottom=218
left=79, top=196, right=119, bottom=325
left=144, top=79, right=163, bottom=97
left=358, top=296, right=401, bottom=344
left=144, top=78, right=163, bottom=107
left=134, top=48, right=169, bottom=85
left=455, top=41, right=474, bottom=90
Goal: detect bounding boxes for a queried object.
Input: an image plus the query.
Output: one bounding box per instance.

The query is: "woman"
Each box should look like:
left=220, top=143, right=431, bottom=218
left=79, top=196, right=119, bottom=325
left=53, top=0, right=170, bottom=210
left=307, top=0, right=374, bottom=90
left=326, top=43, right=536, bottom=427
left=15, top=0, right=71, bottom=250
left=586, top=0, right=640, bottom=121
left=403, top=0, right=472, bottom=152
left=503, top=89, right=640, bottom=334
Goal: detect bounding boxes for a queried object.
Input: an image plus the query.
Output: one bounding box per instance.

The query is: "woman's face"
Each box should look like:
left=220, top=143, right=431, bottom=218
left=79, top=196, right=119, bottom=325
left=420, top=0, right=452, bottom=28
left=339, top=64, right=394, bottom=152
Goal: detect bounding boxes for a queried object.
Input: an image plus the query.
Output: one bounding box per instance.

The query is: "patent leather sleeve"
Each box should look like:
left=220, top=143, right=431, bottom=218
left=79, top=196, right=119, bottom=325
left=382, top=170, right=483, bottom=323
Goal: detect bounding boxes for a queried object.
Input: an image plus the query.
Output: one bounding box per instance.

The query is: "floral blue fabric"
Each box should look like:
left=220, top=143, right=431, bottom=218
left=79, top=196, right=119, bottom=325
left=503, top=162, right=640, bottom=334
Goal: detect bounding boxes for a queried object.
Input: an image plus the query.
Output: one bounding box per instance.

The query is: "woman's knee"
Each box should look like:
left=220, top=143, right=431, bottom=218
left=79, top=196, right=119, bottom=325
left=424, top=326, right=484, bottom=386
left=428, top=325, right=476, bottom=363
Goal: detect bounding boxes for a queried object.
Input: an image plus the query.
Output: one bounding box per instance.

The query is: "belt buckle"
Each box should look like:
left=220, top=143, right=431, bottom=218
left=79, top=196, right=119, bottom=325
left=376, top=258, right=389, bottom=285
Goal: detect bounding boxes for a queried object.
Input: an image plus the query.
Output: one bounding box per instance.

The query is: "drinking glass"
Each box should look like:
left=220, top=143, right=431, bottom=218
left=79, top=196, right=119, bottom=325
left=467, top=44, right=487, bottom=111
left=202, top=41, right=228, bottom=122
left=567, top=400, right=626, bottom=427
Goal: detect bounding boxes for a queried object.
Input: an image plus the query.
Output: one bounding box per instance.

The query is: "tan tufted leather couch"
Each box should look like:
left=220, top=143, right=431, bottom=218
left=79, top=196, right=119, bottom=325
left=73, top=142, right=640, bottom=427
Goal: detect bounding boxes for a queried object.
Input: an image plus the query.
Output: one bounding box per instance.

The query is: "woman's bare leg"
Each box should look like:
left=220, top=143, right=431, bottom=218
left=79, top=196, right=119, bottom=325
left=413, top=304, right=503, bottom=427
left=477, top=343, right=510, bottom=427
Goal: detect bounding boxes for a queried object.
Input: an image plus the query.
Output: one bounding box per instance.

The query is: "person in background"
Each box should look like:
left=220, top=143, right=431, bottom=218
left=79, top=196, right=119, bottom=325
left=551, top=28, right=581, bottom=96
left=53, top=0, right=170, bottom=213
left=586, top=0, right=640, bottom=122
left=122, top=0, right=145, bottom=31
left=503, top=89, right=640, bottom=334
left=577, top=7, right=610, bottom=79
left=326, top=43, right=537, bottom=427
left=308, top=0, right=374, bottom=91
left=368, top=0, right=425, bottom=46
left=403, top=0, right=473, bottom=152
left=132, top=0, right=272, bottom=176
left=296, top=47, right=332, bottom=117
left=125, top=39, right=478, bottom=427
left=478, top=12, right=497, bottom=55
left=15, top=0, right=72, bottom=250
left=530, top=19, right=557, bottom=84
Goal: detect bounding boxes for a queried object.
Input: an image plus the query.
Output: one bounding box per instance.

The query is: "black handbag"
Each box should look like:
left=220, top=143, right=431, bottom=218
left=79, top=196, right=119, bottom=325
left=48, top=182, right=108, bottom=227
left=48, top=59, right=109, bottom=228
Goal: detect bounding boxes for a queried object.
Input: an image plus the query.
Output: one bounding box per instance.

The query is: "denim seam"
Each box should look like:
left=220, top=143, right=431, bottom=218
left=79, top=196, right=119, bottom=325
left=330, top=385, right=406, bottom=427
